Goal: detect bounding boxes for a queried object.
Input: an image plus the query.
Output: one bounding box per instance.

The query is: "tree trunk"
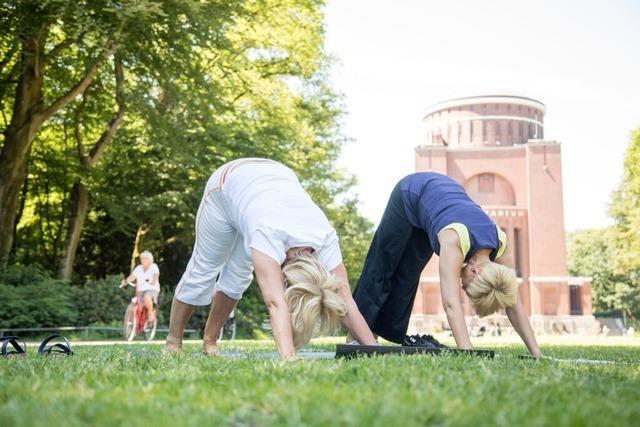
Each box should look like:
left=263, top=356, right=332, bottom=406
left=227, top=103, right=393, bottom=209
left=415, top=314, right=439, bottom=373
left=0, top=155, right=30, bottom=267
left=57, top=180, right=89, bottom=280
left=0, top=30, right=113, bottom=268
left=54, top=58, right=125, bottom=278
left=10, top=164, right=31, bottom=262
left=0, top=30, right=47, bottom=268
left=130, top=224, right=149, bottom=271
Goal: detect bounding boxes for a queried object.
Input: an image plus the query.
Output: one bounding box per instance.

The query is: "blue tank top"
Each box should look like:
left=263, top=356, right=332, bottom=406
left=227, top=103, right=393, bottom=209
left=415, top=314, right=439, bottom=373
left=400, top=172, right=501, bottom=261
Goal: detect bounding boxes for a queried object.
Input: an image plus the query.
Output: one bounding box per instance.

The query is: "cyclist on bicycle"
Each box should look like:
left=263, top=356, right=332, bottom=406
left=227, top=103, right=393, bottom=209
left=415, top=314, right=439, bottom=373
left=121, top=251, right=160, bottom=325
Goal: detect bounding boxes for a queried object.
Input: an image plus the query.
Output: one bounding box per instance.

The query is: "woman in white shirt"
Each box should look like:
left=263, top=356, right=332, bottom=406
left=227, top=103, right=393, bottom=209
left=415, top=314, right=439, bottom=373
left=121, top=251, right=160, bottom=324
left=166, top=158, right=377, bottom=358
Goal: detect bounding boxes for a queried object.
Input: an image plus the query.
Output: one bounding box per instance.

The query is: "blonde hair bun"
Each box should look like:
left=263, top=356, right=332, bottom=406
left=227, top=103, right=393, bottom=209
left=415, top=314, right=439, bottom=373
left=465, top=261, right=517, bottom=317
left=282, top=253, right=347, bottom=348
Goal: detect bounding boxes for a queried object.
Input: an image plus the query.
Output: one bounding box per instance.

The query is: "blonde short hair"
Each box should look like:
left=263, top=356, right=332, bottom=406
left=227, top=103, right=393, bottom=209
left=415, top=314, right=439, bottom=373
left=282, top=252, right=347, bottom=348
left=139, top=251, right=154, bottom=262
left=464, top=261, right=517, bottom=317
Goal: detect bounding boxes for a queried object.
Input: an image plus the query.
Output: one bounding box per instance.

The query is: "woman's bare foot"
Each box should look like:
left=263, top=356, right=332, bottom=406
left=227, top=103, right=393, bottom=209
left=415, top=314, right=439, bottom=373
left=203, top=339, right=218, bottom=356
left=164, top=335, right=183, bottom=353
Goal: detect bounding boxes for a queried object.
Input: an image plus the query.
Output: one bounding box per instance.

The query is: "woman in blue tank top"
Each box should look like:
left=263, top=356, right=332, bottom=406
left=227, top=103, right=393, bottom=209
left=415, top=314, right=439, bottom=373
left=352, top=172, right=540, bottom=356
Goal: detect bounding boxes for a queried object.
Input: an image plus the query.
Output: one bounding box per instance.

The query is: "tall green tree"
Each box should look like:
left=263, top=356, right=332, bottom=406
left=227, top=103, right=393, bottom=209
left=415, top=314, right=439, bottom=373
left=57, top=57, right=125, bottom=278
left=610, top=128, right=640, bottom=274
left=1, top=0, right=127, bottom=268
left=0, top=0, right=261, bottom=270
left=4, top=0, right=370, bottom=281
left=568, top=125, right=640, bottom=322
left=567, top=227, right=639, bottom=319
left=4, top=0, right=374, bottom=288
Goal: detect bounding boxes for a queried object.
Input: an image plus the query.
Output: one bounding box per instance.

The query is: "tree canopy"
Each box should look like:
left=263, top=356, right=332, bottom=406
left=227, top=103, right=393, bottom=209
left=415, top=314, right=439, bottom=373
left=567, top=227, right=639, bottom=320
left=0, top=0, right=374, bottom=333
left=568, top=128, right=640, bottom=322
left=610, top=128, right=640, bottom=274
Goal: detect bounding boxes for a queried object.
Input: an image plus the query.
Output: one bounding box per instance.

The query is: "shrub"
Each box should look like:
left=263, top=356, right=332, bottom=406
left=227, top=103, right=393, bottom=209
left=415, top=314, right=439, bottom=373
left=0, top=264, right=51, bottom=287
left=0, top=265, right=270, bottom=337
left=0, top=266, right=78, bottom=328
left=74, top=275, right=134, bottom=326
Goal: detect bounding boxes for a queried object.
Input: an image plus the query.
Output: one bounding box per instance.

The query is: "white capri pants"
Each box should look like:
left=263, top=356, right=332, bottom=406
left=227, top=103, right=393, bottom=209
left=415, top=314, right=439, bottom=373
left=174, top=167, right=254, bottom=305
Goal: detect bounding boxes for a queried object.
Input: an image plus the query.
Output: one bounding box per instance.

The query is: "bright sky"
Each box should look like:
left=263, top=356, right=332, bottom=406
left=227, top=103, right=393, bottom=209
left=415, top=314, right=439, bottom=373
left=324, top=0, right=640, bottom=231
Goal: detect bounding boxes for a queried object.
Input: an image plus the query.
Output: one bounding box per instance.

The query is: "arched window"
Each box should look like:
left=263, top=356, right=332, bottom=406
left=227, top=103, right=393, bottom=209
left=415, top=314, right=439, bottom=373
left=479, top=173, right=494, bottom=192
left=464, top=173, right=517, bottom=205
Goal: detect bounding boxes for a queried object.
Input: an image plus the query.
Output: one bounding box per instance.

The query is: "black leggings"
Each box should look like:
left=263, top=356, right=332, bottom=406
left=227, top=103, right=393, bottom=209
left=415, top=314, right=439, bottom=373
left=352, top=182, right=433, bottom=343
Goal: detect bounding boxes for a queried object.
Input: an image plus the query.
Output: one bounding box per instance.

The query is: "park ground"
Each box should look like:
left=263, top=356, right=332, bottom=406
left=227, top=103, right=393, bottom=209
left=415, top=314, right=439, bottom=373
left=1, top=336, right=639, bottom=427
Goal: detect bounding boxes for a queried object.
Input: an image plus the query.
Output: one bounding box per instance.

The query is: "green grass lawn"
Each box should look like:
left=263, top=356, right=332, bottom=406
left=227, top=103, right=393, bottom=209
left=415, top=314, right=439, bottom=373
left=1, top=339, right=639, bottom=427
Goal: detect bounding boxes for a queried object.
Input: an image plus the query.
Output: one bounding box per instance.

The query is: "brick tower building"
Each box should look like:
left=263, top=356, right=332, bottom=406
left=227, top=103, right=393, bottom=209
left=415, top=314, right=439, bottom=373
left=409, top=94, right=594, bottom=334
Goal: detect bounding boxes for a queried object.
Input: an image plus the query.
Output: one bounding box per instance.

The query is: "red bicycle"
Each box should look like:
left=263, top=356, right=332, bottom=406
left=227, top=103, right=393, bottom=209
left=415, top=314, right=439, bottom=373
left=120, top=282, right=157, bottom=341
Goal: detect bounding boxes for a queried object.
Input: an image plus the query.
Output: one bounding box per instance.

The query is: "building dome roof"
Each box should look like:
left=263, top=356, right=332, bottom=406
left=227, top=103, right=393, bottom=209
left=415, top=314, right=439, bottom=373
left=422, top=94, right=546, bottom=147
left=424, top=94, right=546, bottom=119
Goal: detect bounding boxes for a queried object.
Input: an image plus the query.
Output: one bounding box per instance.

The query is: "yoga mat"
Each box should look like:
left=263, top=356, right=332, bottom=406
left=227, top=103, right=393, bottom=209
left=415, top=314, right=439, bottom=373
left=217, top=350, right=336, bottom=359
left=335, top=344, right=495, bottom=359
left=518, top=355, right=619, bottom=365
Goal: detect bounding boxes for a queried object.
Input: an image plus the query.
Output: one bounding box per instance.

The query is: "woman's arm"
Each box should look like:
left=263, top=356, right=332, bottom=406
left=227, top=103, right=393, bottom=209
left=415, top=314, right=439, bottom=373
left=120, top=272, right=137, bottom=287
left=494, top=253, right=541, bottom=356
left=252, top=249, right=296, bottom=359
left=438, top=230, right=473, bottom=349
left=505, top=299, right=541, bottom=357
left=330, top=263, right=378, bottom=345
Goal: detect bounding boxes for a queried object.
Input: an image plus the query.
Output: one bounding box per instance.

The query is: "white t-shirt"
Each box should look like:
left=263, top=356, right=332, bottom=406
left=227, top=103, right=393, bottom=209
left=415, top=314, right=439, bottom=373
left=132, top=263, right=160, bottom=292
left=222, top=159, right=342, bottom=271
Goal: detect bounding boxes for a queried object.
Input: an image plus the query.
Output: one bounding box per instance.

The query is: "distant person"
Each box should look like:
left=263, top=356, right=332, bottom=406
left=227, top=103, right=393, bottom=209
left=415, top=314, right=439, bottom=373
left=351, top=172, right=541, bottom=356
left=491, top=320, right=502, bottom=337
left=121, top=251, right=160, bottom=325
left=478, top=325, right=487, bottom=337
left=166, top=158, right=377, bottom=358
left=591, top=320, right=602, bottom=336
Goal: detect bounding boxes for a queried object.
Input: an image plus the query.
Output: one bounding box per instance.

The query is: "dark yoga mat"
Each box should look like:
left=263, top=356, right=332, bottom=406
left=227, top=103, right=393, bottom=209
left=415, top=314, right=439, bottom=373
left=335, top=344, right=495, bottom=359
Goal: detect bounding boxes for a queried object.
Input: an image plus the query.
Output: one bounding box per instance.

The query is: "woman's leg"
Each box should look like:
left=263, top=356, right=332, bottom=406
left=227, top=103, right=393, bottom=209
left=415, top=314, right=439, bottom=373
left=167, top=189, right=237, bottom=351
left=373, top=227, right=433, bottom=343
left=143, top=293, right=156, bottom=323
left=202, top=234, right=253, bottom=354
left=166, top=298, right=195, bottom=350
left=202, top=291, right=237, bottom=355
left=351, top=183, right=416, bottom=341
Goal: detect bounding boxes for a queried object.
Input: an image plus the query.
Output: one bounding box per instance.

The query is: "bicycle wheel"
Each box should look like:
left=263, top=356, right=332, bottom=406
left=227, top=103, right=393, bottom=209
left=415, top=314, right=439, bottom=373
left=144, top=317, right=157, bottom=341
left=123, top=303, right=137, bottom=342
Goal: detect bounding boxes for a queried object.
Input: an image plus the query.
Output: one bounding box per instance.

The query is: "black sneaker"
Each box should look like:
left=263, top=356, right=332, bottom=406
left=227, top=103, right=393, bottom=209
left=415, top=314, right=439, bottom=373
left=421, top=334, right=447, bottom=349
left=402, top=334, right=440, bottom=349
